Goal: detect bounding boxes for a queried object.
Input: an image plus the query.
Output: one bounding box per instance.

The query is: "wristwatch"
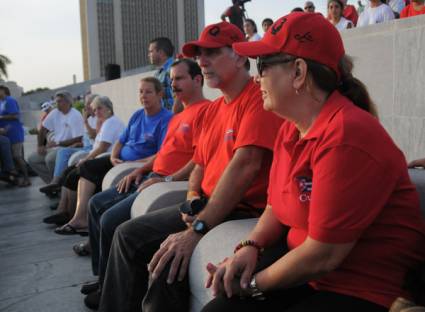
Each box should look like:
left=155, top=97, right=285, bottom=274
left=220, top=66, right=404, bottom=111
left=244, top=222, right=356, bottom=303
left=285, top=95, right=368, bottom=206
left=249, top=275, right=265, bottom=300
left=163, top=175, right=173, bottom=182
left=192, top=219, right=209, bottom=235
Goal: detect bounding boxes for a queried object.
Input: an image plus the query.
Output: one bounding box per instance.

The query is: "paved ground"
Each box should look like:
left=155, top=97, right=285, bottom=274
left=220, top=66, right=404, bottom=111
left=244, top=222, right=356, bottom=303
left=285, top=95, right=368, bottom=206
left=0, top=177, right=94, bottom=312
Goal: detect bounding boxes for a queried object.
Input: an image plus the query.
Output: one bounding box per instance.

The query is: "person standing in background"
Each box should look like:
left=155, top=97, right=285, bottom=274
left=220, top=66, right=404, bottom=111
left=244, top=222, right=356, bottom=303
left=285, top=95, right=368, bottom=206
left=0, top=85, right=30, bottom=186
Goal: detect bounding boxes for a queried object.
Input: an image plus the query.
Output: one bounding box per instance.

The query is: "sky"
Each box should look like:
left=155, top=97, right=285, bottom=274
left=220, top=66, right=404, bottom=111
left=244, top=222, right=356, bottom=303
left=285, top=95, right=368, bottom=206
left=0, top=0, right=339, bottom=92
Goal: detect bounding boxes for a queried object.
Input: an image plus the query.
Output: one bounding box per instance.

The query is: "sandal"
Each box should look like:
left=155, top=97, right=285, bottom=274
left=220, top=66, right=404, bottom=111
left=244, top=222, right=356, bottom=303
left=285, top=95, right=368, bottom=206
left=0, top=171, right=20, bottom=185
left=73, top=241, right=91, bottom=256
left=54, top=224, right=88, bottom=236
left=19, top=180, right=32, bottom=187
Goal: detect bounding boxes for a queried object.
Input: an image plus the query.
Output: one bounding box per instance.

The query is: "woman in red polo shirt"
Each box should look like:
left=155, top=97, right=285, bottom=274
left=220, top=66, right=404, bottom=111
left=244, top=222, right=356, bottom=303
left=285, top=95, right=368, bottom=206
left=201, top=12, right=425, bottom=312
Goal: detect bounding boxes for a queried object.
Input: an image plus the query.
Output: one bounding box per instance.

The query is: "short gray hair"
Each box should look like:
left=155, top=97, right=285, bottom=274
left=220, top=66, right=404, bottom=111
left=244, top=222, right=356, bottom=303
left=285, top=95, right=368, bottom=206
left=92, top=95, right=114, bottom=114
left=85, top=93, right=99, bottom=107
left=54, top=90, right=73, bottom=105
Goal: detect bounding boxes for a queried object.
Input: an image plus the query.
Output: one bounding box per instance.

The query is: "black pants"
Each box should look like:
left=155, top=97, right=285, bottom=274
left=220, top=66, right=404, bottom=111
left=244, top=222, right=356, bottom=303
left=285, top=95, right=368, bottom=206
left=98, top=204, right=259, bottom=312
left=202, top=287, right=387, bottom=312
left=201, top=238, right=388, bottom=312
left=79, top=155, right=113, bottom=190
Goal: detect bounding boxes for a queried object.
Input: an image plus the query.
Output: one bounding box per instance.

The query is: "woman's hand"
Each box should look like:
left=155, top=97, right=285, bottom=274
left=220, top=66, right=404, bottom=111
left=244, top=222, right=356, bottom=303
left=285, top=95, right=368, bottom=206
left=110, top=157, right=123, bottom=167
left=76, top=157, right=90, bottom=167
left=206, top=246, right=259, bottom=298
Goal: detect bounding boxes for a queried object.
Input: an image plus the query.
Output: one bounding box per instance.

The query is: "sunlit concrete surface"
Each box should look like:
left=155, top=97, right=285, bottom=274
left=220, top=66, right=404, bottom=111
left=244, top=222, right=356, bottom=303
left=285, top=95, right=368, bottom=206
left=0, top=136, right=93, bottom=311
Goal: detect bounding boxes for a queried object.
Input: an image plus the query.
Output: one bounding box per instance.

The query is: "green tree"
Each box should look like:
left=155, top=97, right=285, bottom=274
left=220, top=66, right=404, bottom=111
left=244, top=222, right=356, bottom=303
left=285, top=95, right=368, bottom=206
left=0, top=54, right=11, bottom=79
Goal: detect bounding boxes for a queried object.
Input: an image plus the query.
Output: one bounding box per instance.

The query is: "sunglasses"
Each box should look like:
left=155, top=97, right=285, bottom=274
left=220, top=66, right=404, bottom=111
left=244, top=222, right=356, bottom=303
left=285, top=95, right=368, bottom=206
left=256, top=55, right=295, bottom=77
left=305, top=5, right=314, bottom=9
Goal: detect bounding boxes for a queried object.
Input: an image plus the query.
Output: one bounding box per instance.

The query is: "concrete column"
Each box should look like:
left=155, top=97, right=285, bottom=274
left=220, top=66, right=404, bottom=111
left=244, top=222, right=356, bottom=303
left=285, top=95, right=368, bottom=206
left=113, top=0, right=124, bottom=70
left=197, top=0, right=205, bottom=34
left=177, top=0, right=186, bottom=54
left=86, top=0, right=101, bottom=79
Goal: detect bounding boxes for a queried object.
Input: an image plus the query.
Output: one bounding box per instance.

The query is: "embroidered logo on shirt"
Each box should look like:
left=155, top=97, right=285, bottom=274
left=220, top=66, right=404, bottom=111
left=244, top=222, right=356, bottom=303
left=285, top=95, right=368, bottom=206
left=295, top=176, right=312, bottom=202
left=224, top=129, right=235, bottom=142
left=179, top=123, right=190, bottom=133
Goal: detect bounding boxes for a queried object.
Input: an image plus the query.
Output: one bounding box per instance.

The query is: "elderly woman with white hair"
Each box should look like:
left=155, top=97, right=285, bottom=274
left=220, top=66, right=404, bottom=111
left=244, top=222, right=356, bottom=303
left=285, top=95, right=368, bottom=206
left=43, top=96, right=125, bottom=231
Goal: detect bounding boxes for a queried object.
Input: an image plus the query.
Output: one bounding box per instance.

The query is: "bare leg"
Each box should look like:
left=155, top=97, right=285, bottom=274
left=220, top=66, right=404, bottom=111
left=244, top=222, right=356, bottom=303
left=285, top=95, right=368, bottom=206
left=67, top=178, right=96, bottom=228
left=65, top=189, right=77, bottom=217
left=56, top=187, right=69, bottom=215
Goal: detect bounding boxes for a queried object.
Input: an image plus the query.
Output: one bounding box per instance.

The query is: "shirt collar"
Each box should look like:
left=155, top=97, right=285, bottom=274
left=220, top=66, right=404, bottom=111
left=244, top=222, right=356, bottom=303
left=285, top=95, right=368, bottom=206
left=159, top=57, right=174, bottom=72
left=302, top=90, right=348, bottom=141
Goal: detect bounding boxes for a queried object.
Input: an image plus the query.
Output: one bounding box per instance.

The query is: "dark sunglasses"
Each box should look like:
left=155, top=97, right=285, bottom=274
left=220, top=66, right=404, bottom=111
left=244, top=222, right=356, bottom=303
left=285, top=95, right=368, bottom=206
left=256, top=55, right=295, bottom=77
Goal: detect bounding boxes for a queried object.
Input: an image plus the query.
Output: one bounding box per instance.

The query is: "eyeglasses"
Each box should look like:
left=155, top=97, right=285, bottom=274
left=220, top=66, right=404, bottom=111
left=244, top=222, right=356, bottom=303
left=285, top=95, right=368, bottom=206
left=256, top=55, right=295, bottom=77
left=305, top=5, right=314, bottom=9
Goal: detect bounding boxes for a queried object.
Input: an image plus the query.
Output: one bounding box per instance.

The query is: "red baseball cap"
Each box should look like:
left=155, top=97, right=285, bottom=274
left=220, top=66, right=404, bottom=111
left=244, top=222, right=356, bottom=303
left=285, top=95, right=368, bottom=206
left=233, top=12, right=345, bottom=78
left=182, top=22, right=246, bottom=57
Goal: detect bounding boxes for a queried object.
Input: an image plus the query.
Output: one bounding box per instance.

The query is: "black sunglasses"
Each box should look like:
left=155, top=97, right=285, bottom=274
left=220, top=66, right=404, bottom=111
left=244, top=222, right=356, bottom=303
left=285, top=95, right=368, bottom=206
left=256, top=55, right=295, bottom=77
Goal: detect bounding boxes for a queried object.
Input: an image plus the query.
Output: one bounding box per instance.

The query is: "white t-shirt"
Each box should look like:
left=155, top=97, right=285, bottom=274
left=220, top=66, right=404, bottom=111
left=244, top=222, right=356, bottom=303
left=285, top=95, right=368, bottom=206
left=248, top=33, right=262, bottom=42
left=92, top=115, right=125, bottom=152
left=42, top=108, right=84, bottom=144
left=334, top=17, right=354, bottom=31
left=358, top=3, right=395, bottom=27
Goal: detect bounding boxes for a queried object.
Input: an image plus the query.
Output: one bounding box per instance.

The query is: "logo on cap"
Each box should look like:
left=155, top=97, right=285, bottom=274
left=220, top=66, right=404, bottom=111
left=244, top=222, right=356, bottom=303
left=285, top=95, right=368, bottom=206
left=271, top=18, right=287, bottom=35
left=294, top=32, right=313, bottom=43
left=209, top=26, right=220, bottom=37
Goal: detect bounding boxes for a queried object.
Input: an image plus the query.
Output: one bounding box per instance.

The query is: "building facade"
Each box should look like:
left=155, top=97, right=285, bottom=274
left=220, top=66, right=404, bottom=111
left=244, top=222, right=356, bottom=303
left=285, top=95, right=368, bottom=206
left=80, top=0, right=205, bottom=80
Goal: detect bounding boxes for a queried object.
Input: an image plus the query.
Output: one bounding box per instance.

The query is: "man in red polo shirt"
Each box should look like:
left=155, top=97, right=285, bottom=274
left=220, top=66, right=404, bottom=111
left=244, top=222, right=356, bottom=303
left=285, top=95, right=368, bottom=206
left=82, top=58, right=211, bottom=310
left=98, top=22, right=283, bottom=312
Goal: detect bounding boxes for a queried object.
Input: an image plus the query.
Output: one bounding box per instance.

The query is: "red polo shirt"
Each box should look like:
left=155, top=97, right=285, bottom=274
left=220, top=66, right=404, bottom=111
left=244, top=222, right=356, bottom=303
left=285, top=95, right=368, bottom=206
left=400, top=4, right=425, bottom=18
left=153, top=100, right=210, bottom=176
left=268, top=91, right=425, bottom=308
left=193, top=79, right=283, bottom=209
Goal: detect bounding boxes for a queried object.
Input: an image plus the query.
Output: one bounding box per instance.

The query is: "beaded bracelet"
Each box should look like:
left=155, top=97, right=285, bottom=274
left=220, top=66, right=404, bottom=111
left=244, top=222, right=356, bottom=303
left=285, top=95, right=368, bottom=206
left=233, top=240, right=264, bottom=256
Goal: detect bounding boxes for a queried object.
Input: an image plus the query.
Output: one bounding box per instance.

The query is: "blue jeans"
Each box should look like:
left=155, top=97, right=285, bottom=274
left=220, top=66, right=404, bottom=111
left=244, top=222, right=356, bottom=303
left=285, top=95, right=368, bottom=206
left=53, top=146, right=91, bottom=178
left=88, top=172, right=158, bottom=281
left=0, top=135, right=14, bottom=172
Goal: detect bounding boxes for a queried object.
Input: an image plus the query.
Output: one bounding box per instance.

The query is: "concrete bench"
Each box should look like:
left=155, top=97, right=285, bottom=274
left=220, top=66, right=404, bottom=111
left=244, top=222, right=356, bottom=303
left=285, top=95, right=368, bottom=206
left=101, top=162, right=145, bottom=191
left=130, top=181, right=189, bottom=218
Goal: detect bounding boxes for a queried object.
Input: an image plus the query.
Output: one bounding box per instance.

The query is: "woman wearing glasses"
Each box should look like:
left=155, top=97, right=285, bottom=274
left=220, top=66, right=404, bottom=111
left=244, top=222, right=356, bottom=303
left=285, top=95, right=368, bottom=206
left=201, top=12, right=425, bottom=312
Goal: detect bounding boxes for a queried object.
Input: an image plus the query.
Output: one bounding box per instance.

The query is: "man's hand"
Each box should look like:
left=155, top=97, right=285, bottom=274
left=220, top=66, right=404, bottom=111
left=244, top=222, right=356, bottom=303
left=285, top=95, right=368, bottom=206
left=37, top=145, right=47, bottom=155
left=148, top=229, right=202, bottom=284
left=136, top=176, right=164, bottom=193
left=82, top=107, right=90, bottom=120
left=116, top=169, right=143, bottom=193
left=110, top=157, right=123, bottom=167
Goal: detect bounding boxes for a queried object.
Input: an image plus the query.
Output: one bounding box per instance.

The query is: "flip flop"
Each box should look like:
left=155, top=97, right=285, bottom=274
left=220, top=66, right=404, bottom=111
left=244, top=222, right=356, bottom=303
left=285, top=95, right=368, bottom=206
left=0, top=172, right=20, bottom=185
left=54, top=224, right=88, bottom=236
left=73, top=241, right=91, bottom=256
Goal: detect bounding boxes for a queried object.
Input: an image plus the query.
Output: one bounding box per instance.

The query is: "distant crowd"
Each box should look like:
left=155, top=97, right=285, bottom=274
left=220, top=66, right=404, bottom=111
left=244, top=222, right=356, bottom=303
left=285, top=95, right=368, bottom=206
left=221, top=0, right=425, bottom=35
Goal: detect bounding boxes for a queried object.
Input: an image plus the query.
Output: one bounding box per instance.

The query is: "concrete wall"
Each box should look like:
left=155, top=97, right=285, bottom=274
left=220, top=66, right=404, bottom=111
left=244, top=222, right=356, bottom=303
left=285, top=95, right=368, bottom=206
left=341, top=14, right=425, bottom=161
left=91, top=15, right=425, bottom=161
left=91, top=69, right=222, bottom=123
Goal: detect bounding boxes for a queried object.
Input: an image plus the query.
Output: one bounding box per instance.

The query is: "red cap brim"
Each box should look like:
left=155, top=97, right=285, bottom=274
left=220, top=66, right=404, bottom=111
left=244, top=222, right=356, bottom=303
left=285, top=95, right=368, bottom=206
left=232, top=40, right=280, bottom=58
left=182, top=41, right=227, bottom=57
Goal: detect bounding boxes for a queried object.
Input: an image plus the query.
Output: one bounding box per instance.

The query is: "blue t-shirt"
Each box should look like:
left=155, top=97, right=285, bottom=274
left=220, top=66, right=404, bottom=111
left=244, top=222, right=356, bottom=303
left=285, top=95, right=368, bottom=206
left=118, top=107, right=172, bottom=161
left=0, top=96, right=24, bottom=144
